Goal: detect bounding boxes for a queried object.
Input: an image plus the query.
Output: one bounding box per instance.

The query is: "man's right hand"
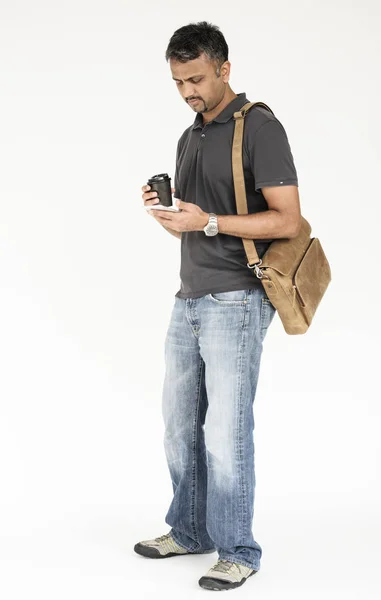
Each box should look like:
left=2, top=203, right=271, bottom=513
left=141, top=184, right=176, bottom=207
left=141, top=184, right=181, bottom=239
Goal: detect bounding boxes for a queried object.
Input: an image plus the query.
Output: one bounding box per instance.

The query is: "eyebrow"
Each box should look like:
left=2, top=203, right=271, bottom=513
left=172, top=74, right=203, bottom=82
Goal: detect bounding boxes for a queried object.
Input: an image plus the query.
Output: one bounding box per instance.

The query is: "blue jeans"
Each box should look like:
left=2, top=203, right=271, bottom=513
left=161, top=286, right=276, bottom=571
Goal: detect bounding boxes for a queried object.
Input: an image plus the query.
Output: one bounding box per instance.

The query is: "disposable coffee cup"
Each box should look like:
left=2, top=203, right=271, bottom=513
left=147, top=173, right=172, bottom=207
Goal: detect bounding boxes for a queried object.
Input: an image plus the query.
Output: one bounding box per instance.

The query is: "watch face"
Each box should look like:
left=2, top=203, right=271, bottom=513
left=204, top=214, right=218, bottom=236
left=206, top=224, right=218, bottom=236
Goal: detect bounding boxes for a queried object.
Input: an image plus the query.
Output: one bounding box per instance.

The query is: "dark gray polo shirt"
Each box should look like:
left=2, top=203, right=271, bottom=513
left=174, top=92, right=299, bottom=299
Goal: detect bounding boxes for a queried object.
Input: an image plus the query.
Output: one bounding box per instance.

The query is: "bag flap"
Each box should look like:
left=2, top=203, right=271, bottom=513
left=294, top=238, right=332, bottom=307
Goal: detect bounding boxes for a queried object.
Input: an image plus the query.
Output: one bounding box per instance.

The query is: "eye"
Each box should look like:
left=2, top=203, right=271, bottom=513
left=174, top=78, right=203, bottom=85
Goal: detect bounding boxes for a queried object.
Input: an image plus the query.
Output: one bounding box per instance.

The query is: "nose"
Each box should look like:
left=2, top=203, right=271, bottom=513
left=182, top=84, right=197, bottom=100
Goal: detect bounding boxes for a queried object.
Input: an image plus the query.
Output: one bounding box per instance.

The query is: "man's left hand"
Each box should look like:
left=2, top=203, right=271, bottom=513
left=149, top=200, right=209, bottom=232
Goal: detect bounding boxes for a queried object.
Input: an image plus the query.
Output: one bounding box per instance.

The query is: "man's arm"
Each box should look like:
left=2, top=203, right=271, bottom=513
left=215, top=116, right=301, bottom=239
left=161, top=223, right=182, bottom=239
left=217, top=184, right=301, bottom=239
left=151, top=185, right=301, bottom=239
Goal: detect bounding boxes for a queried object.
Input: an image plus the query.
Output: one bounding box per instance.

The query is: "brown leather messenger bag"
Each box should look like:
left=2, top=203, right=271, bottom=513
left=232, top=102, right=332, bottom=335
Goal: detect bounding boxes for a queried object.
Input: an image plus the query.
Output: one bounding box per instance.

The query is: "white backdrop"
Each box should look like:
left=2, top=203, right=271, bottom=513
left=0, top=1, right=380, bottom=598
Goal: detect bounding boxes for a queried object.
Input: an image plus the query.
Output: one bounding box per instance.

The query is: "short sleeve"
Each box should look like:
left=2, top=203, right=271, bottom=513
left=251, top=120, right=298, bottom=192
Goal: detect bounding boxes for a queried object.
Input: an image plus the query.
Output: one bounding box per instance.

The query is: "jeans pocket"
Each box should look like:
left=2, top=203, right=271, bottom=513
left=208, top=289, right=248, bottom=305
left=260, top=296, right=276, bottom=333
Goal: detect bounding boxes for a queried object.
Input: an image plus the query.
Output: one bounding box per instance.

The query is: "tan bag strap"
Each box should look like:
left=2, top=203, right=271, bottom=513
left=232, top=101, right=275, bottom=268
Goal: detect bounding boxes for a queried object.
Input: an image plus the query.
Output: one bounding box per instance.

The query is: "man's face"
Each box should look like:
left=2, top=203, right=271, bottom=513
left=170, top=53, right=228, bottom=115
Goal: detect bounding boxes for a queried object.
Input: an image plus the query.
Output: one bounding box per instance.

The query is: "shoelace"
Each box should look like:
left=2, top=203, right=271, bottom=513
left=154, top=533, right=172, bottom=543
left=212, top=559, right=242, bottom=574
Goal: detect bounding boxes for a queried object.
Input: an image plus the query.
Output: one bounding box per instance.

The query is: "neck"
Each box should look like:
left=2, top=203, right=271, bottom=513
left=202, top=88, right=238, bottom=124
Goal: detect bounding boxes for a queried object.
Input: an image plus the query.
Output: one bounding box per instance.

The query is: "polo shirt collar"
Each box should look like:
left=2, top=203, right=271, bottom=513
left=191, top=92, right=248, bottom=129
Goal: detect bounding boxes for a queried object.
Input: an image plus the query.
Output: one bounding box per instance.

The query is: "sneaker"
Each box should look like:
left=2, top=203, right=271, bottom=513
left=198, top=558, right=257, bottom=590
left=134, top=532, right=215, bottom=559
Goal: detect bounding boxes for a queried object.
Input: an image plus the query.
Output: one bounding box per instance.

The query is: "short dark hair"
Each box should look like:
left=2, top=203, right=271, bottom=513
left=165, top=21, right=229, bottom=76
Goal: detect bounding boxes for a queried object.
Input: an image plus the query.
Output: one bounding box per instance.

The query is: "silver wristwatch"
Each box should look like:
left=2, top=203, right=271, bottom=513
left=203, top=213, right=218, bottom=236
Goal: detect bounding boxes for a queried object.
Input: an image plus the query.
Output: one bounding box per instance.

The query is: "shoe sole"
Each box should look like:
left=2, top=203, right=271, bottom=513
left=198, top=568, right=257, bottom=590
left=134, top=543, right=215, bottom=559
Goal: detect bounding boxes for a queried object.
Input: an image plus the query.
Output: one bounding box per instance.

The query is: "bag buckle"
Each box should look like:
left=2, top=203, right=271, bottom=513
left=247, top=259, right=265, bottom=279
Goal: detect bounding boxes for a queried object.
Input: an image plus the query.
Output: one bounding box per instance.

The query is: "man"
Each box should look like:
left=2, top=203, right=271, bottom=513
left=134, top=21, right=301, bottom=591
